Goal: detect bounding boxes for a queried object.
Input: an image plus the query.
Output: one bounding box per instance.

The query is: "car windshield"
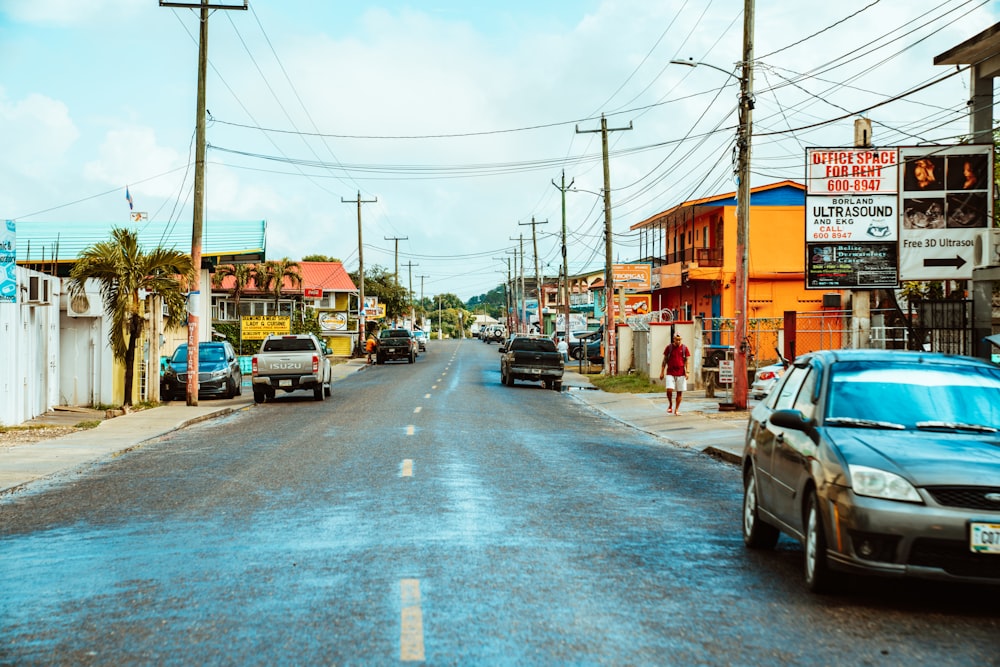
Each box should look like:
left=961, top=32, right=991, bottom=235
left=201, top=347, right=225, bottom=362
left=261, top=337, right=315, bottom=352
left=381, top=330, right=410, bottom=338
left=826, top=360, right=1000, bottom=429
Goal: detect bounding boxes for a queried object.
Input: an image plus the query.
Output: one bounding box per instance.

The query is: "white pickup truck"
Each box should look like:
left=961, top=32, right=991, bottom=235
left=251, top=333, right=333, bottom=403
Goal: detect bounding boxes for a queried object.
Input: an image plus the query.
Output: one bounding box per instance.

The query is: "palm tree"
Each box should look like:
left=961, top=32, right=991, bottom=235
left=67, top=227, right=193, bottom=407
left=253, top=258, right=302, bottom=313
left=212, top=263, right=255, bottom=319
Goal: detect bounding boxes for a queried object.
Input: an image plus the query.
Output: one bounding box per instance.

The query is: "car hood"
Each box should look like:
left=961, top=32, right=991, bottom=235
left=827, top=428, right=1000, bottom=486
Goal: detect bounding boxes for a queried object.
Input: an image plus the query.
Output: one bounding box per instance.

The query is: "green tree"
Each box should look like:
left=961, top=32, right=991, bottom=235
left=254, top=258, right=302, bottom=311
left=349, top=264, right=408, bottom=323
left=211, top=263, right=255, bottom=317
left=302, top=254, right=341, bottom=262
left=67, top=227, right=193, bottom=407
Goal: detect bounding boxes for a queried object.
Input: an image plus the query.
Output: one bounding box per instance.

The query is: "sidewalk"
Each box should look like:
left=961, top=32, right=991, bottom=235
left=1, top=360, right=749, bottom=496
left=561, top=371, right=749, bottom=465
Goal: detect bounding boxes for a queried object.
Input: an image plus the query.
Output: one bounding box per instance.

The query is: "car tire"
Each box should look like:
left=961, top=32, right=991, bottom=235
left=742, top=470, right=780, bottom=549
left=253, top=388, right=266, bottom=404
left=503, top=369, right=514, bottom=387
left=553, top=381, right=562, bottom=392
left=409, top=352, right=415, bottom=364
left=324, top=381, right=332, bottom=397
left=225, top=379, right=236, bottom=399
left=314, top=384, right=324, bottom=401
left=804, top=490, right=839, bottom=594
left=235, top=375, right=242, bottom=397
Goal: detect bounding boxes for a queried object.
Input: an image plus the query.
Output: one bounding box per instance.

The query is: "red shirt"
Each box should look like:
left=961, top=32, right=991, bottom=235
left=663, top=343, right=690, bottom=376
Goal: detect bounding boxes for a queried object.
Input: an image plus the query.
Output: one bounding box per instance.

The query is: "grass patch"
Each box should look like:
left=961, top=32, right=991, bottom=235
left=586, top=373, right=662, bottom=394
left=74, top=420, right=102, bottom=429
left=0, top=424, right=53, bottom=433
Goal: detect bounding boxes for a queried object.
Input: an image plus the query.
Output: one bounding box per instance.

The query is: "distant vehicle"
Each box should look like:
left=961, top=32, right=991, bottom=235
left=499, top=335, right=564, bottom=391
left=482, top=324, right=506, bottom=344
left=750, top=348, right=791, bottom=399
left=742, top=349, right=1000, bottom=593
left=161, top=341, right=242, bottom=401
left=377, top=329, right=417, bottom=364
left=251, top=334, right=332, bottom=403
left=569, top=328, right=604, bottom=363
left=412, top=330, right=428, bottom=351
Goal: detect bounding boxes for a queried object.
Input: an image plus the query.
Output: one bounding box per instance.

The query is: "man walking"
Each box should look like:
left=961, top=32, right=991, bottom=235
left=659, top=333, right=691, bottom=415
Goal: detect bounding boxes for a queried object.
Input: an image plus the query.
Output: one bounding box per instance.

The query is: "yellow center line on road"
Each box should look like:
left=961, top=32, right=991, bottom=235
left=414, top=406, right=422, bottom=413
left=406, top=425, right=415, bottom=436
left=400, top=579, right=425, bottom=661
left=401, top=459, right=413, bottom=477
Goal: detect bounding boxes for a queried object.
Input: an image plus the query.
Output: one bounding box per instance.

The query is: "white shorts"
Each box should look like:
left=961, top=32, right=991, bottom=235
left=664, top=374, right=687, bottom=392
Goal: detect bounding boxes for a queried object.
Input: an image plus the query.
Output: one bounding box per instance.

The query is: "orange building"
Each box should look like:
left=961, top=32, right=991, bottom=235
left=631, top=180, right=841, bottom=334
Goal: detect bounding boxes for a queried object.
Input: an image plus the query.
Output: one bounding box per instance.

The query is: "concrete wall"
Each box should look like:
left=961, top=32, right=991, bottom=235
left=0, top=268, right=60, bottom=426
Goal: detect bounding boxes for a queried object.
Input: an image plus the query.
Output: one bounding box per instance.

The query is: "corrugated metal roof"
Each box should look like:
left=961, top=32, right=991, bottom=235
left=14, top=220, right=267, bottom=265
left=216, top=261, right=357, bottom=293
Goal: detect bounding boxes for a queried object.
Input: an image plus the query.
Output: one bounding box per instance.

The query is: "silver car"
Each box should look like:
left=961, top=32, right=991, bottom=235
left=742, top=349, right=1000, bottom=593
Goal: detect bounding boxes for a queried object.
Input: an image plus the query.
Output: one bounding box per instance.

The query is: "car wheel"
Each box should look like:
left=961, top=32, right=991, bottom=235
left=504, top=369, right=514, bottom=386
left=324, top=382, right=332, bottom=397
left=804, top=490, right=839, bottom=594
left=225, top=379, right=236, bottom=399
left=409, top=352, right=415, bottom=363
left=235, top=375, right=242, bottom=397
left=742, top=470, right=780, bottom=549
left=314, top=384, right=324, bottom=401
left=553, top=381, right=562, bottom=392
left=253, top=388, right=266, bottom=404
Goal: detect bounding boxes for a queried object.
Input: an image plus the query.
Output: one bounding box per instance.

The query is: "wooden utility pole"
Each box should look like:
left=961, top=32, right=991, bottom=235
left=510, top=235, right=527, bottom=332
left=552, top=171, right=575, bottom=338
left=343, top=192, right=377, bottom=351
left=519, top=217, right=548, bottom=327
left=402, top=261, right=419, bottom=327
left=160, top=0, right=247, bottom=406
left=384, top=236, right=408, bottom=287
left=416, top=274, right=430, bottom=330
left=732, top=0, right=755, bottom=409
left=576, top=114, right=632, bottom=375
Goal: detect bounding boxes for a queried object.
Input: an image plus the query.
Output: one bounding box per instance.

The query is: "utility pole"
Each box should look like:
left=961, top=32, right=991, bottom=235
left=416, top=274, right=430, bottom=330
left=510, top=235, right=528, bottom=332
left=552, top=171, right=574, bottom=338
left=160, top=0, right=247, bottom=406
left=343, top=192, right=377, bottom=353
left=402, top=261, right=419, bottom=328
left=576, top=114, right=632, bottom=375
left=384, top=236, right=408, bottom=287
left=519, top=217, right=548, bottom=330
left=494, top=256, right=513, bottom=333
left=732, top=0, right=755, bottom=409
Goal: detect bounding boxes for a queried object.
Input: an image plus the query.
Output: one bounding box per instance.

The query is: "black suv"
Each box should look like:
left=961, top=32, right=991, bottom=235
left=161, top=341, right=242, bottom=400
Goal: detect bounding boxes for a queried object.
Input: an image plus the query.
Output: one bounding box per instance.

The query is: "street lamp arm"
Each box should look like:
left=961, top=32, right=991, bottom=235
left=670, top=58, right=739, bottom=81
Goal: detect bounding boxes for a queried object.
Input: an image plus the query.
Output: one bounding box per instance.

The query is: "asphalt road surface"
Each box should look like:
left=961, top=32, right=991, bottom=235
left=1, top=339, right=997, bottom=665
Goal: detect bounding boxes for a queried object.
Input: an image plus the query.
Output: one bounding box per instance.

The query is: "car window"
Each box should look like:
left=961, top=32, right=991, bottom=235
left=826, top=361, right=1000, bottom=428
left=791, top=366, right=818, bottom=421
left=262, top=337, right=315, bottom=352
left=170, top=346, right=187, bottom=362
left=201, top=347, right=225, bottom=362
left=511, top=338, right=557, bottom=353
left=771, top=365, right=810, bottom=410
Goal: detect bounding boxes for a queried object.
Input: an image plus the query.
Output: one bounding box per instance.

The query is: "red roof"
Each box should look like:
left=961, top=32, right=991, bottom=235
left=215, top=261, right=356, bottom=293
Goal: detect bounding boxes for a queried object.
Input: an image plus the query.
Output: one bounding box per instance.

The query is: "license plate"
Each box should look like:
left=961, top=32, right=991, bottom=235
left=970, top=522, right=1000, bottom=554
left=279, top=379, right=292, bottom=387
left=530, top=368, right=542, bottom=374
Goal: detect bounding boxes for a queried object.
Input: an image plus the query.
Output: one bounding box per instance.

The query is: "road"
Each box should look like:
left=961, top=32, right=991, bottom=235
left=1, top=339, right=997, bottom=665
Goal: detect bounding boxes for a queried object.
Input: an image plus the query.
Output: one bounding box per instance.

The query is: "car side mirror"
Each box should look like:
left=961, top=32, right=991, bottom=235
left=498, top=346, right=506, bottom=353
left=769, top=408, right=812, bottom=432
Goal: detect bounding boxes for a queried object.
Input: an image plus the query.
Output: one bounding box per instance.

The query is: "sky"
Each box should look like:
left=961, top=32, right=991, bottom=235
left=1, top=0, right=997, bottom=302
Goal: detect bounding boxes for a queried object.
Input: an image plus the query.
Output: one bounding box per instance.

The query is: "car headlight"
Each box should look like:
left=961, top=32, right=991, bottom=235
left=163, top=368, right=177, bottom=380
left=210, top=368, right=228, bottom=379
left=848, top=465, right=922, bottom=503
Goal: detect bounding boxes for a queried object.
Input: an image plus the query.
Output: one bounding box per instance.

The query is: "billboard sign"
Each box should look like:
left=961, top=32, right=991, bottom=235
left=807, top=148, right=898, bottom=195
left=897, top=145, right=993, bottom=281
left=806, top=148, right=900, bottom=289
left=241, top=315, right=291, bottom=340
left=613, top=263, right=652, bottom=291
